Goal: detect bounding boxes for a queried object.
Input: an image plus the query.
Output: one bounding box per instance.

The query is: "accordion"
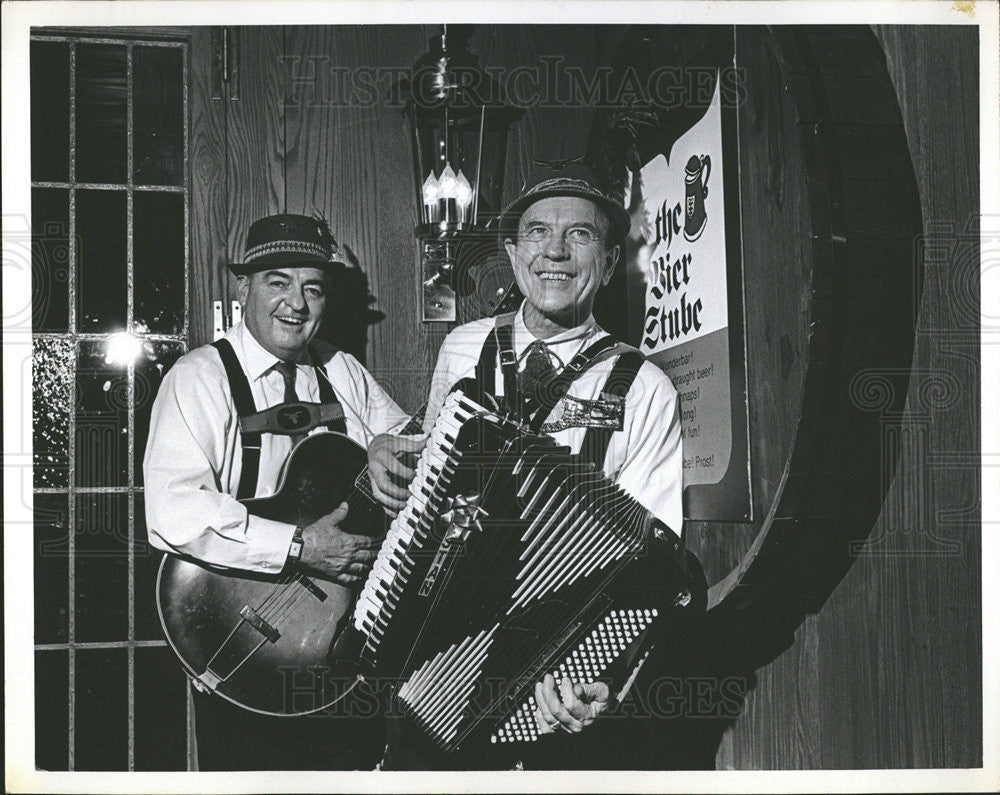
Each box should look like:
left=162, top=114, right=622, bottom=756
left=332, top=391, right=703, bottom=753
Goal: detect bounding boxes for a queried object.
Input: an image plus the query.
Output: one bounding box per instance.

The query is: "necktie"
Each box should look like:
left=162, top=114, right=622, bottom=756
left=519, top=341, right=558, bottom=415
left=274, top=361, right=306, bottom=446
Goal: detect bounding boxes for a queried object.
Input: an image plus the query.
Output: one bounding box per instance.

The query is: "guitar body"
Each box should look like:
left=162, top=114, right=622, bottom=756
left=156, top=431, right=385, bottom=716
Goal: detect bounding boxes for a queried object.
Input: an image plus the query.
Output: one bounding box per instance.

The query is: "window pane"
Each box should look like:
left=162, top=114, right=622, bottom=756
left=31, top=40, right=70, bottom=182
left=33, top=336, right=73, bottom=488
left=134, top=46, right=184, bottom=186
left=75, top=340, right=128, bottom=487
left=74, top=493, right=128, bottom=642
left=133, top=495, right=164, bottom=641
left=76, top=189, right=127, bottom=333
left=32, top=187, right=71, bottom=332
left=74, top=648, right=128, bottom=770
left=134, top=192, right=185, bottom=334
left=134, top=341, right=186, bottom=487
left=134, top=646, right=188, bottom=770
left=35, top=494, right=70, bottom=644
left=75, top=43, right=127, bottom=184
left=35, top=649, right=70, bottom=771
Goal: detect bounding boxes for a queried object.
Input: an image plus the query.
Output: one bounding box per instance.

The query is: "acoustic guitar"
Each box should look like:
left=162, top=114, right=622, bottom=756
left=156, top=431, right=389, bottom=716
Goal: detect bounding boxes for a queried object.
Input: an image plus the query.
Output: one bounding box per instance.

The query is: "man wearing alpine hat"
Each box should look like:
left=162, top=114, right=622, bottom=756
left=379, top=160, right=700, bottom=769
left=144, top=213, right=422, bottom=769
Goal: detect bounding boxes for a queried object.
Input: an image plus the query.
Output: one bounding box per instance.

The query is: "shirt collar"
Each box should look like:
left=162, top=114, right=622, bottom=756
left=233, top=321, right=311, bottom=381
left=512, top=301, right=602, bottom=358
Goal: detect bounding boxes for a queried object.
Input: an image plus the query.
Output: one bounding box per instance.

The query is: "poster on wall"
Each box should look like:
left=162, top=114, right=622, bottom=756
left=625, top=74, right=751, bottom=521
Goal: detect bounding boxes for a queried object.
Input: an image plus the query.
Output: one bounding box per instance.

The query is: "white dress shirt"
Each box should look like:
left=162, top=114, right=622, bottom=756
left=424, top=303, right=683, bottom=532
left=143, top=321, right=408, bottom=573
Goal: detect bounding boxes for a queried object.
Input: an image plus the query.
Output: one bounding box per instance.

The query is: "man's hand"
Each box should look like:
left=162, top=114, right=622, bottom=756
left=533, top=673, right=610, bottom=734
left=298, top=502, right=380, bottom=586
left=367, top=434, right=426, bottom=513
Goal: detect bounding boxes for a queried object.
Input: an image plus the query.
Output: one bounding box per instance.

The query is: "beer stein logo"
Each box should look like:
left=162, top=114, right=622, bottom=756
left=683, top=154, right=711, bottom=242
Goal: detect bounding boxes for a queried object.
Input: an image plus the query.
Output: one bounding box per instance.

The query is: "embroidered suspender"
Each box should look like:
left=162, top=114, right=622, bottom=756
left=457, top=314, right=645, bottom=470
left=525, top=337, right=620, bottom=433
left=211, top=338, right=347, bottom=499
left=576, top=350, right=645, bottom=470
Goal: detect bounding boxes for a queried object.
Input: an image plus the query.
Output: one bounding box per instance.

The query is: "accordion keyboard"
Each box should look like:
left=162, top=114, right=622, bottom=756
left=352, top=392, right=480, bottom=661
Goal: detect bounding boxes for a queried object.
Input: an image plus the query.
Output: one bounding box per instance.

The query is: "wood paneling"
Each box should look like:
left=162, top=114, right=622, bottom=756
left=716, top=25, right=981, bottom=769
left=188, top=28, right=227, bottom=349
left=283, top=25, right=439, bottom=412
left=686, top=27, right=814, bottom=596
left=226, top=28, right=285, bottom=302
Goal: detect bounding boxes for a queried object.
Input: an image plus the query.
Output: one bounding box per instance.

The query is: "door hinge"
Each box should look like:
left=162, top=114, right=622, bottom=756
left=211, top=27, right=240, bottom=101
left=213, top=299, right=243, bottom=341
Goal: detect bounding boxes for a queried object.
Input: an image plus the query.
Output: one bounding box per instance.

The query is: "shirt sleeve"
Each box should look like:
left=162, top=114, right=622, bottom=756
left=422, top=324, right=486, bottom=433
left=142, top=354, right=296, bottom=574
left=611, top=363, right=684, bottom=534
left=333, top=353, right=411, bottom=439
left=423, top=335, right=456, bottom=434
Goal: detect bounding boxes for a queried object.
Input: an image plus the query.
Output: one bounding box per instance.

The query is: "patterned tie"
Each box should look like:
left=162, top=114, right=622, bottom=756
left=519, top=341, right=558, bottom=416
left=274, top=361, right=306, bottom=446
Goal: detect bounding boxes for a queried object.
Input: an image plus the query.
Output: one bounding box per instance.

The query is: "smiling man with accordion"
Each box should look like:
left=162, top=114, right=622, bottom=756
left=357, top=160, right=707, bottom=770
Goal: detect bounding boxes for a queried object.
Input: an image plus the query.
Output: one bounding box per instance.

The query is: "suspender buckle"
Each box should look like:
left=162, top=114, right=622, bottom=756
left=499, top=349, right=517, bottom=367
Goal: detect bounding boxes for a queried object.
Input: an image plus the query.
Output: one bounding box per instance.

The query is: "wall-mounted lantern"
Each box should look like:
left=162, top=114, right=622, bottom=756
left=398, top=25, right=521, bottom=321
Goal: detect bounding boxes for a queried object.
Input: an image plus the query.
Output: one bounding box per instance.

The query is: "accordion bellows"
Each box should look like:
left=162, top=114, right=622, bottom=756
left=332, top=391, right=701, bottom=752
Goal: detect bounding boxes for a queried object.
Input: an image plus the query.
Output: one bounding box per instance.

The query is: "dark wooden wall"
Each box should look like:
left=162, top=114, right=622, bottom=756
left=187, top=24, right=981, bottom=770
left=715, top=25, right=981, bottom=768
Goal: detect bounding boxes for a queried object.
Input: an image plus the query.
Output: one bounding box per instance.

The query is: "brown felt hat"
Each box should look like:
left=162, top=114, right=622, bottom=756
left=228, top=213, right=344, bottom=275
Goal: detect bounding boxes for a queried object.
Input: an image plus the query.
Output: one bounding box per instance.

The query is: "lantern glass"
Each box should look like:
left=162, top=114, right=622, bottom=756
left=400, top=27, right=521, bottom=321
left=409, top=106, right=511, bottom=228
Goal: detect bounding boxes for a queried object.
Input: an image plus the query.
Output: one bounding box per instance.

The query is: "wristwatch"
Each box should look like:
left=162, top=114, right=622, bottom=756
left=287, top=526, right=305, bottom=568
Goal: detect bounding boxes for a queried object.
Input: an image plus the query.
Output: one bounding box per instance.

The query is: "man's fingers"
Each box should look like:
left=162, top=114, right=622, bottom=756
left=395, top=434, right=428, bottom=451
left=575, top=681, right=610, bottom=705
left=348, top=547, right=379, bottom=565
left=558, top=677, right=589, bottom=726
left=561, top=678, right=590, bottom=722
left=370, top=477, right=410, bottom=511
left=380, top=455, right=416, bottom=481
left=327, top=501, right=349, bottom=523
left=534, top=680, right=557, bottom=733
left=543, top=675, right=582, bottom=732
left=371, top=462, right=413, bottom=498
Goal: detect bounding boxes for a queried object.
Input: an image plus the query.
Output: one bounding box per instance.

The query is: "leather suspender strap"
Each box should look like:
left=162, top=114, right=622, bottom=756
left=494, top=317, right=520, bottom=419
left=309, top=346, right=347, bottom=434
left=578, top=350, right=645, bottom=470
left=211, top=338, right=261, bottom=500
left=466, top=312, right=516, bottom=413
left=526, top=335, right=620, bottom=433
